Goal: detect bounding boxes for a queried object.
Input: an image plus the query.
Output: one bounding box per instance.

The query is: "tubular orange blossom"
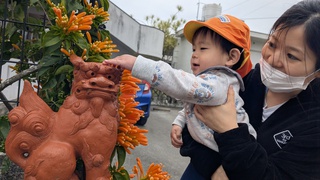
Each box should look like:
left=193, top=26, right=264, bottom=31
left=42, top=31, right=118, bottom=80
left=78, top=25, right=91, bottom=31
left=136, top=158, right=144, bottom=177
left=53, top=7, right=62, bottom=21
left=60, top=48, right=70, bottom=56
left=11, top=44, right=21, bottom=50
left=67, top=11, right=76, bottom=27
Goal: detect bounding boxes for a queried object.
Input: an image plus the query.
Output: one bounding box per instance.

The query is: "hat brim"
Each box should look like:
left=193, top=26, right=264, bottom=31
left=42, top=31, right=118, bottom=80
left=184, top=21, right=208, bottom=43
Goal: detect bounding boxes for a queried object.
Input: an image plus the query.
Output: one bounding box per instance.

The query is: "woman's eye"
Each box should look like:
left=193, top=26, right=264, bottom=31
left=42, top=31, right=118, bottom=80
left=287, top=53, right=299, bottom=61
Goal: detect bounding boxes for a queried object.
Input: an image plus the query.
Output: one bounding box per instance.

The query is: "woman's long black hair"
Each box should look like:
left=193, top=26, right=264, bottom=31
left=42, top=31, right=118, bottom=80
left=271, top=0, right=320, bottom=69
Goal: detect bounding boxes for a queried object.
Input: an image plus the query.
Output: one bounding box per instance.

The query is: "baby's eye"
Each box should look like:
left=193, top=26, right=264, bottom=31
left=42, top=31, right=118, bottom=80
left=268, top=41, right=276, bottom=49
left=200, top=47, right=208, bottom=50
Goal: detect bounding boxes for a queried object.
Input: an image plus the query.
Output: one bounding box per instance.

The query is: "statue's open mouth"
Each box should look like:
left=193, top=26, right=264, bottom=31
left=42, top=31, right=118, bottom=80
left=74, top=85, right=119, bottom=99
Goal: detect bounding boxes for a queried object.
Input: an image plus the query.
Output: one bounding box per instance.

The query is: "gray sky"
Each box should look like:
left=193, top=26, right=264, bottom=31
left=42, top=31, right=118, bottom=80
left=110, top=0, right=302, bottom=34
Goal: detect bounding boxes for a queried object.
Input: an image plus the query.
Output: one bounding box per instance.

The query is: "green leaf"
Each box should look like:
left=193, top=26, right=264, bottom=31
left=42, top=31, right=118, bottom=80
left=45, top=36, right=61, bottom=47
left=14, top=4, right=25, bottom=22
left=5, top=24, right=18, bottom=39
left=0, top=117, right=10, bottom=139
left=116, top=146, right=126, bottom=168
left=64, top=40, right=72, bottom=51
left=100, top=0, right=109, bottom=11
left=87, top=55, right=105, bottom=62
left=40, top=56, right=62, bottom=67
left=99, top=29, right=110, bottom=40
left=110, top=147, right=116, bottom=164
left=42, top=41, right=61, bottom=55
left=42, top=77, right=57, bottom=90
left=43, top=31, right=62, bottom=47
left=66, top=0, right=83, bottom=14
left=55, top=65, right=73, bottom=75
left=74, top=35, right=89, bottom=50
left=112, top=172, right=127, bottom=180
left=37, top=66, right=52, bottom=78
left=119, top=169, right=130, bottom=180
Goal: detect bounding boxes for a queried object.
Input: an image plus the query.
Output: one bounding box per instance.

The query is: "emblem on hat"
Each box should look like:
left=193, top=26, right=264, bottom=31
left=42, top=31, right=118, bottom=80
left=217, top=15, right=230, bottom=23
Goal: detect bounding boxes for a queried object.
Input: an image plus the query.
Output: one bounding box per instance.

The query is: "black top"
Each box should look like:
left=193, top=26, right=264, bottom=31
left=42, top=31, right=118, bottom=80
left=180, top=63, right=320, bottom=180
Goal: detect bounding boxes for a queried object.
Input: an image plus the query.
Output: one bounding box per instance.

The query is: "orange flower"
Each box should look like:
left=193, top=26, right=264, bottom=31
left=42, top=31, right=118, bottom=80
left=91, top=37, right=119, bottom=54
left=11, top=44, right=21, bottom=51
left=132, top=158, right=170, bottom=180
left=117, top=70, right=148, bottom=154
left=60, top=48, right=71, bottom=56
left=46, top=0, right=55, bottom=7
left=84, top=0, right=110, bottom=22
left=8, top=65, right=19, bottom=73
left=85, top=32, right=119, bottom=60
left=60, top=48, right=75, bottom=57
left=51, top=6, right=95, bottom=35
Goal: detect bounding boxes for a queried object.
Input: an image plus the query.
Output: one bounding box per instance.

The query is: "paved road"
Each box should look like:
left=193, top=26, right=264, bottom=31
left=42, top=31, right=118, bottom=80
left=123, top=105, right=190, bottom=180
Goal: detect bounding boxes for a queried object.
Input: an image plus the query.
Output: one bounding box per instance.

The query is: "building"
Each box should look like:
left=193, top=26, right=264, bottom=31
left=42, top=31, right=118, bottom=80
left=106, top=1, right=164, bottom=59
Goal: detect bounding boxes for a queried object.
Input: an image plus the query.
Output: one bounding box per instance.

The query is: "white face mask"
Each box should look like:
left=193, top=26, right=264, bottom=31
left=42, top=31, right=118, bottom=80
left=260, top=58, right=319, bottom=93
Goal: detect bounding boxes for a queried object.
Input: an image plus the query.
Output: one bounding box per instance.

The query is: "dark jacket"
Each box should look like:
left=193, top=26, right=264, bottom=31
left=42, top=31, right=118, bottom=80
left=181, top=63, right=320, bottom=180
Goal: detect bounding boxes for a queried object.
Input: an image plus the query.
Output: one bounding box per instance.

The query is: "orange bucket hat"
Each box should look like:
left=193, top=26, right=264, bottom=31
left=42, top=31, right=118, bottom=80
left=184, top=14, right=252, bottom=78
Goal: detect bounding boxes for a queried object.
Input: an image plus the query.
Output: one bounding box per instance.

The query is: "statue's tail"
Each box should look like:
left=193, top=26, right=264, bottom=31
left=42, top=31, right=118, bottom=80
left=5, top=80, right=54, bottom=169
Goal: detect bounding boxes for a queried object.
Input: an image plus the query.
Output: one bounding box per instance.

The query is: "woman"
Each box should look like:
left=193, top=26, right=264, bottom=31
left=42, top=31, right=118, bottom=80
left=183, top=0, right=320, bottom=179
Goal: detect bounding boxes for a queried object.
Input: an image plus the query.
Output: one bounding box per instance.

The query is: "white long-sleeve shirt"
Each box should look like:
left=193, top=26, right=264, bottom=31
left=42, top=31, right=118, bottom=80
left=131, top=56, right=257, bottom=151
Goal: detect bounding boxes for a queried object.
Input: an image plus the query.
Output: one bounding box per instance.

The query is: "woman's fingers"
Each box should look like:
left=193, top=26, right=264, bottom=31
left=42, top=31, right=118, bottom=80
left=194, top=85, right=238, bottom=133
left=226, top=85, right=235, bottom=105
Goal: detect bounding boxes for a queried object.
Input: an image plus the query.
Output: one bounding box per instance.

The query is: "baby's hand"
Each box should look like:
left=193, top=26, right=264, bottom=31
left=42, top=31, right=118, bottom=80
left=171, top=124, right=183, bottom=148
left=102, top=54, right=137, bottom=71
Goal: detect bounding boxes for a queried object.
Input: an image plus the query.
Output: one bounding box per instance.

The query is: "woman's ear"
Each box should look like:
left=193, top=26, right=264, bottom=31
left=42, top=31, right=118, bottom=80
left=225, top=48, right=241, bottom=67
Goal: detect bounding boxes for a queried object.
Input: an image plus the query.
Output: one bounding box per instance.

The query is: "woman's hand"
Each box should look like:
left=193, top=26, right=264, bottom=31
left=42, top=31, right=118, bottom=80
left=171, top=125, right=183, bottom=148
left=102, top=54, right=137, bottom=71
left=194, top=86, right=238, bottom=133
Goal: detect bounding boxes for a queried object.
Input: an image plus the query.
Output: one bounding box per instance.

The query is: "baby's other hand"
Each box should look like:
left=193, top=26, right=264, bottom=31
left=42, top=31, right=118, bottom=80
left=171, top=124, right=183, bottom=148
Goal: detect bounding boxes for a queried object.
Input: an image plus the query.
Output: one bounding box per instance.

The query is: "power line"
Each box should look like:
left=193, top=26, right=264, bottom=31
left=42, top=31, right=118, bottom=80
left=240, top=0, right=277, bottom=17
left=242, top=17, right=279, bottom=20
left=223, top=0, right=254, bottom=12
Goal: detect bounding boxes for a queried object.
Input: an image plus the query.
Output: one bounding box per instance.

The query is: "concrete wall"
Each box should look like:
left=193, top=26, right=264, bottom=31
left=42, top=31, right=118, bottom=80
left=107, top=1, right=164, bottom=58
left=250, top=31, right=269, bottom=66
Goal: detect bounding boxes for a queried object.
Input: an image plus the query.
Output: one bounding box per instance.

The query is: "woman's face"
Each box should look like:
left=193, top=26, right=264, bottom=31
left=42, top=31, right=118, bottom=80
left=262, top=25, right=318, bottom=78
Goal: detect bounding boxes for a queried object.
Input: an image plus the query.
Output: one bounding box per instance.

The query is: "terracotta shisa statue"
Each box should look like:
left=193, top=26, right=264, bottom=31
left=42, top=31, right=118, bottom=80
left=5, top=55, right=122, bottom=179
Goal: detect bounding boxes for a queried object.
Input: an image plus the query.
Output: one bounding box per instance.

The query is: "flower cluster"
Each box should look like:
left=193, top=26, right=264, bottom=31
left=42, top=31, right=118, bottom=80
left=132, top=158, right=170, bottom=180
left=85, top=31, right=119, bottom=61
left=84, top=0, right=110, bottom=22
left=47, top=0, right=95, bottom=35
left=117, top=70, right=148, bottom=154
left=46, top=0, right=119, bottom=62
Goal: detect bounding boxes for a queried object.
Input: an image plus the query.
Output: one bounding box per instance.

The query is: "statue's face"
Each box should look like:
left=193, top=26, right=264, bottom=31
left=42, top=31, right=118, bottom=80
left=71, top=59, right=122, bottom=100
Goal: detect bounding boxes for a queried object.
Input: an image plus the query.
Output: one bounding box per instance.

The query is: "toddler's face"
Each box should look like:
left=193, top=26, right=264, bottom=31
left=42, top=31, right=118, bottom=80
left=191, top=32, right=229, bottom=75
